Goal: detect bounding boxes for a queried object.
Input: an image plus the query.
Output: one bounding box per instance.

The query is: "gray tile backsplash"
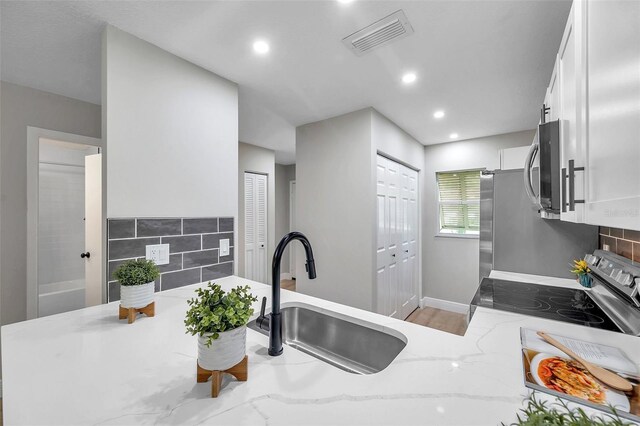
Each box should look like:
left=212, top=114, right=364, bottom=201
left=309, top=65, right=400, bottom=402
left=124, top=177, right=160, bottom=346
left=107, top=217, right=234, bottom=302
left=219, top=217, right=234, bottom=232
left=137, top=219, right=182, bottom=237
left=109, top=238, right=160, bottom=260
left=203, top=232, right=233, bottom=249
left=183, top=218, right=218, bottom=234
left=108, top=219, right=135, bottom=239
left=202, top=262, right=234, bottom=281
left=162, top=235, right=201, bottom=253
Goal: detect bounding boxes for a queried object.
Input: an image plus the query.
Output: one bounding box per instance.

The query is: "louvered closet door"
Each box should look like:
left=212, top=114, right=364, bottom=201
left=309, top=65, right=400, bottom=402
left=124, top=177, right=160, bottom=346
left=376, top=155, right=419, bottom=319
left=244, top=172, right=268, bottom=283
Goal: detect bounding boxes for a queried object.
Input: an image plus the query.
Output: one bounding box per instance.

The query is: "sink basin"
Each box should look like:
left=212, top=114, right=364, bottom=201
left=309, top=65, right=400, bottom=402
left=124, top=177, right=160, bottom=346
left=248, top=302, right=407, bottom=374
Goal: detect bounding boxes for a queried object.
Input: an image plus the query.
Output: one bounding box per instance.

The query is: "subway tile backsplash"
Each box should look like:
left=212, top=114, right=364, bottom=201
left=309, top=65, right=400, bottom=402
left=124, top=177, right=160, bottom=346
left=107, top=217, right=234, bottom=302
left=599, top=226, right=640, bottom=263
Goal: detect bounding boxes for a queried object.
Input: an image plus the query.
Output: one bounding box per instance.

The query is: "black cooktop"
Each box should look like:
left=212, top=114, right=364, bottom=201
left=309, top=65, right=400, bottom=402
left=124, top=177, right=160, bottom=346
left=471, top=278, right=622, bottom=332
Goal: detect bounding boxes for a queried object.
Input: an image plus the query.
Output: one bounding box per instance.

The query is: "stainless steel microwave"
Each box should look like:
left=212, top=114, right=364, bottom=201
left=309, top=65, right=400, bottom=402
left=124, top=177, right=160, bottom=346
left=524, top=120, right=561, bottom=217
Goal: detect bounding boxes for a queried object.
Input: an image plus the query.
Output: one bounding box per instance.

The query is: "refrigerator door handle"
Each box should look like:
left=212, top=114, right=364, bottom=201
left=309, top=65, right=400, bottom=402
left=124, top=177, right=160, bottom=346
left=524, top=141, right=541, bottom=209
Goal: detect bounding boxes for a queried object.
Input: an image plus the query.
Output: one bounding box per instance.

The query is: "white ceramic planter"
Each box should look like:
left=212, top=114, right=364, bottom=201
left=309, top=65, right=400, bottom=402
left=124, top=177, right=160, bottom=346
left=120, top=282, right=155, bottom=309
left=198, top=325, right=247, bottom=371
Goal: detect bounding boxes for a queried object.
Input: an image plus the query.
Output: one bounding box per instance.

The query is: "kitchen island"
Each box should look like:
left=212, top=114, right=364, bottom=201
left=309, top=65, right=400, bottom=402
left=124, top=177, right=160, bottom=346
left=3, top=273, right=639, bottom=425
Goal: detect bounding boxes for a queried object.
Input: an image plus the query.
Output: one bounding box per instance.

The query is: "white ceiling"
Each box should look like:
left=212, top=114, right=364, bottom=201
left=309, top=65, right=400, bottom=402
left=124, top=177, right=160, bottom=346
left=0, top=0, right=571, bottom=164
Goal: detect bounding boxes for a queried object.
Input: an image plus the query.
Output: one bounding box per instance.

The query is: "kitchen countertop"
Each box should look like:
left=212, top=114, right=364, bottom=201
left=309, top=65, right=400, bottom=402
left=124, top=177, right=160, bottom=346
left=2, top=273, right=639, bottom=425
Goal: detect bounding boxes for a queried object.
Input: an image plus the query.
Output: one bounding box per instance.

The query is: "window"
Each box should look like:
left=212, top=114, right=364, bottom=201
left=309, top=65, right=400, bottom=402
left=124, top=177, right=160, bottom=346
left=436, top=170, right=481, bottom=236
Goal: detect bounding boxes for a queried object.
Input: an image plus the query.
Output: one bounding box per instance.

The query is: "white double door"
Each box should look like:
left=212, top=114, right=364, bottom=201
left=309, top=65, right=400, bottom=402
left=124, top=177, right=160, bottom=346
left=376, top=155, right=419, bottom=320
left=244, top=172, right=268, bottom=283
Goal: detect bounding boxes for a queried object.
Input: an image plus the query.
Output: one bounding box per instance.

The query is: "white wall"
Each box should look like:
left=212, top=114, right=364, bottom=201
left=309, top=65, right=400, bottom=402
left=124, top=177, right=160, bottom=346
left=296, top=108, right=423, bottom=312
left=275, top=164, right=295, bottom=274
left=296, top=109, right=374, bottom=310
left=238, top=142, right=276, bottom=284
left=422, top=130, right=535, bottom=304
left=103, top=26, right=238, bottom=219
left=0, top=82, right=101, bottom=327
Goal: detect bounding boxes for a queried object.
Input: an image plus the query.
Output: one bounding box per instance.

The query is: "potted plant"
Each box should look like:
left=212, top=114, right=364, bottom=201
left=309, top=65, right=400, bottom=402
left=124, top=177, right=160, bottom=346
left=571, top=259, right=592, bottom=288
left=185, top=282, right=257, bottom=371
left=113, top=259, right=160, bottom=309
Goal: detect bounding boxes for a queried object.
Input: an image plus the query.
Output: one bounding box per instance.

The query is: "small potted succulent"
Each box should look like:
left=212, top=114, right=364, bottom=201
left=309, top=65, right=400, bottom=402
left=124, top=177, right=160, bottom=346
left=571, top=259, right=592, bottom=288
left=185, top=282, right=257, bottom=371
left=113, top=259, right=160, bottom=308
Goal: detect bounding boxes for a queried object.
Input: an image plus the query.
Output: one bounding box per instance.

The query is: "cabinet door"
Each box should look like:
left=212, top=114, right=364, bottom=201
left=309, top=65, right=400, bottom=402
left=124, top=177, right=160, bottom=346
left=584, top=0, right=640, bottom=230
left=558, top=1, right=585, bottom=223
left=547, top=59, right=561, bottom=122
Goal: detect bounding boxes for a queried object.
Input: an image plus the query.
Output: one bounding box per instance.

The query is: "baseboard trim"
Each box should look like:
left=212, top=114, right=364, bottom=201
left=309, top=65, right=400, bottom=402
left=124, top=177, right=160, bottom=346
left=280, top=273, right=292, bottom=281
left=420, top=296, right=469, bottom=315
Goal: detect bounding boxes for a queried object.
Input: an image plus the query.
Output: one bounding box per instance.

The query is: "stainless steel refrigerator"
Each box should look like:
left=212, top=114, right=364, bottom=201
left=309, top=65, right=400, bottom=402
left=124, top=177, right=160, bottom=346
left=479, top=169, right=599, bottom=281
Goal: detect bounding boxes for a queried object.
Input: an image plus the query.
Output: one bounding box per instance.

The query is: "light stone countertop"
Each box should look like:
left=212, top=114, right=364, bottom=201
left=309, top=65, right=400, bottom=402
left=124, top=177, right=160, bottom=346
left=2, top=272, right=639, bottom=425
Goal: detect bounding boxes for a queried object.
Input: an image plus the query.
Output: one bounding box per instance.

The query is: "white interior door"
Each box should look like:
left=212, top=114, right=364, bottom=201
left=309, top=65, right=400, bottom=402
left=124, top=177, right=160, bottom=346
left=398, top=165, right=419, bottom=319
left=376, top=155, right=419, bottom=319
left=376, top=156, right=399, bottom=318
left=244, top=172, right=268, bottom=283
left=84, top=153, right=102, bottom=307
left=289, top=180, right=296, bottom=278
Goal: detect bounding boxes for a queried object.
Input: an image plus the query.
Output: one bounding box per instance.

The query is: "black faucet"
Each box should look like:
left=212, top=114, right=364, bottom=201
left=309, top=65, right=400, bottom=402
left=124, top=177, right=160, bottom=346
left=256, top=232, right=316, bottom=356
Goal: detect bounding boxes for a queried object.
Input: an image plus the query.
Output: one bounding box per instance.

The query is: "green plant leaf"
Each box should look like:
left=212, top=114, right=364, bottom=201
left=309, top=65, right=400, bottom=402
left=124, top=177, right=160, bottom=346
left=184, top=282, right=257, bottom=345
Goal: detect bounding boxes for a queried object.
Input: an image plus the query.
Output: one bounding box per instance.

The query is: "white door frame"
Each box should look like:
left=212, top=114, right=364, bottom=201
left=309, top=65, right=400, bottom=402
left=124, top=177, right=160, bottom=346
left=26, top=127, right=104, bottom=319
left=374, top=152, right=422, bottom=318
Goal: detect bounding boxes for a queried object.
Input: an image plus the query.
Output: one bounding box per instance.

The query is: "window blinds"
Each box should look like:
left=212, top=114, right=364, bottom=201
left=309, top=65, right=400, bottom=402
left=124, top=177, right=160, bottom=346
left=436, top=170, right=481, bottom=233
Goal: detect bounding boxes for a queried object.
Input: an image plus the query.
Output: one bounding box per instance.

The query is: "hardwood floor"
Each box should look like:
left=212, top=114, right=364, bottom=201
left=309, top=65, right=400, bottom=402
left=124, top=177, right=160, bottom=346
left=281, top=279, right=296, bottom=292
left=405, top=307, right=468, bottom=336
left=278, top=280, right=466, bottom=336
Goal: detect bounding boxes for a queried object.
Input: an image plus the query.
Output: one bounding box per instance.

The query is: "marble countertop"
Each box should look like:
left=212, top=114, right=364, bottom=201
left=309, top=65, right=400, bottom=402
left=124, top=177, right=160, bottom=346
left=2, top=273, right=639, bottom=425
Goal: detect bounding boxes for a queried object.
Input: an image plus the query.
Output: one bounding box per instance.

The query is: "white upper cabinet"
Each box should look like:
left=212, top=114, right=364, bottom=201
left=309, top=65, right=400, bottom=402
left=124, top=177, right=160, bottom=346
left=583, top=0, right=640, bottom=230
left=547, top=59, right=561, bottom=123
left=549, top=0, right=640, bottom=230
left=558, top=1, right=585, bottom=223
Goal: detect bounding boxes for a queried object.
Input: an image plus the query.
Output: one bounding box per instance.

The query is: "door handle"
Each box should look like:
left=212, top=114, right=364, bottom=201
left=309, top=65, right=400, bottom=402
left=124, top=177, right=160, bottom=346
left=524, top=141, right=541, bottom=209
left=80, top=252, right=91, bottom=259
left=568, top=160, right=585, bottom=212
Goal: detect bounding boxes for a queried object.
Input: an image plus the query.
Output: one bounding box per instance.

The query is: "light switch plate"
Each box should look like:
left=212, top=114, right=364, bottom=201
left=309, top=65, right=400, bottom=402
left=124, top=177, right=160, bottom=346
left=220, top=239, right=230, bottom=256
left=146, top=244, right=170, bottom=265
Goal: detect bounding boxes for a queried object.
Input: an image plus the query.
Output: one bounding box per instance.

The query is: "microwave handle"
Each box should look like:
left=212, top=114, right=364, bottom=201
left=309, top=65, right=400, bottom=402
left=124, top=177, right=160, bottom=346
left=524, top=142, right=541, bottom=209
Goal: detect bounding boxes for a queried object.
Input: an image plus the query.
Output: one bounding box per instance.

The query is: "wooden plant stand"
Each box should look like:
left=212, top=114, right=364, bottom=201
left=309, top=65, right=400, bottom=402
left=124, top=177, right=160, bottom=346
left=118, top=301, right=155, bottom=324
left=197, top=356, right=248, bottom=398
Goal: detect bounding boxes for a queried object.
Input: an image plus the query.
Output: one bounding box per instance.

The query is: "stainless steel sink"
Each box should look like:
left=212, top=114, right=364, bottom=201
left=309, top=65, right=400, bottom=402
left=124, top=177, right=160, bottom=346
left=248, top=302, right=407, bottom=374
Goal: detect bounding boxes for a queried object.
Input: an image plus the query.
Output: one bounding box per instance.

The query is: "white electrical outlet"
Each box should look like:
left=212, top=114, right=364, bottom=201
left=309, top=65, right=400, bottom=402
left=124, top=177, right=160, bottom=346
left=146, top=244, right=170, bottom=265
left=220, top=239, right=230, bottom=256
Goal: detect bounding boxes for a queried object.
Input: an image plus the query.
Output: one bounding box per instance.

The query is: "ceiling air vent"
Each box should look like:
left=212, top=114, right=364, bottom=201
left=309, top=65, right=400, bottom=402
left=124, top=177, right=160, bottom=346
left=342, top=10, right=414, bottom=56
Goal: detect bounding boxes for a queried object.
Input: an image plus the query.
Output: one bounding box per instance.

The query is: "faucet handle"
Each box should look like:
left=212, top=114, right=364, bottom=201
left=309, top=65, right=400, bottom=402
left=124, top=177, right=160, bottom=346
left=260, top=296, right=267, bottom=318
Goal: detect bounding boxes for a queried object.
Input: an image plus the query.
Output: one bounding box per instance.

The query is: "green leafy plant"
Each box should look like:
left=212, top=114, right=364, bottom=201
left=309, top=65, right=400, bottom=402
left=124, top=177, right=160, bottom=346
left=506, top=393, right=632, bottom=426
left=184, top=283, right=258, bottom=347
left=112, top=259, right=160, bottom=286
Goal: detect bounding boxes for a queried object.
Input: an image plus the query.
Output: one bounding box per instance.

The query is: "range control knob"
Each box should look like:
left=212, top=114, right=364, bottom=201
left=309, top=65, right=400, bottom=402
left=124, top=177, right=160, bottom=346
left=584, top=254, right=600, bottom=266
left=616, top=273, right=633, bottom=286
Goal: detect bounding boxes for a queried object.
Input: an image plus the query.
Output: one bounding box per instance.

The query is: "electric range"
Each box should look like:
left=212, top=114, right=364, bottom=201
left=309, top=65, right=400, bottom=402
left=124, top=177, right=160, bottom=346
left=470, top=250, right=640, bottom=335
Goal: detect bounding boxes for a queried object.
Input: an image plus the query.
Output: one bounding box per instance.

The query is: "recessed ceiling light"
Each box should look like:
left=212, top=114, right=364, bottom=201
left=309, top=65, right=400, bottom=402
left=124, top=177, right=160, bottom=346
left=449, top=133, right=459, bottom=139
left=253, top=40, right=270, bottom=55
left=402, top=72, right=417, bottom=84
left=433, top=110, right=445, bottom=119
left=337, top=0, right=354, bottom=3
